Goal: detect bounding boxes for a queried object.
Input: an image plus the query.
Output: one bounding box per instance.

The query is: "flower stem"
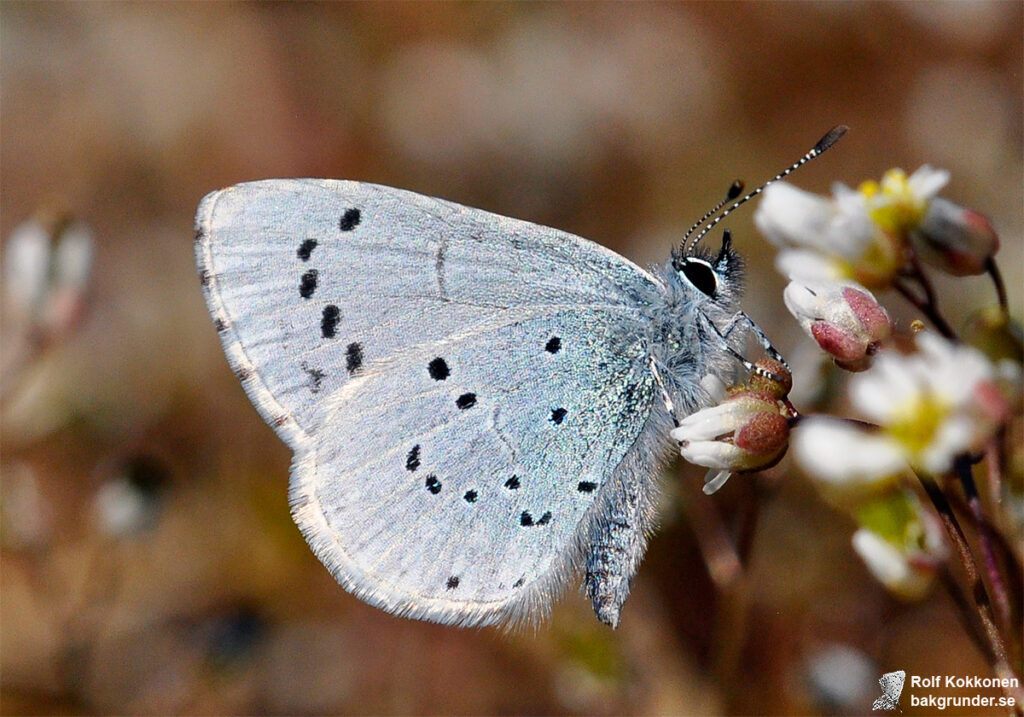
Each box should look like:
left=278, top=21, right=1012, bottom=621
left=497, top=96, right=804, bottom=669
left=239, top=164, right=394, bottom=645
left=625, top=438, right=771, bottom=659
left=894, top=255, right=958, bottom=340
left=954, top=456, right=1013, bottom=631
left=919, top=474, right=1023, bottom=697
left=985, top=257, right=1008, bottom=313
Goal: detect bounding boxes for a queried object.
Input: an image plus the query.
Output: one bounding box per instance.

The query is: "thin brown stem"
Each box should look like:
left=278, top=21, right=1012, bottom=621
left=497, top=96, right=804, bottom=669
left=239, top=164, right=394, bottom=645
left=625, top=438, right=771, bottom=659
left=919, top=474, right=1022, bottom=700
left=893, top=277, right=957, bottom=340
left=985, top=257, right=1008, bottom=313
left=955, top=457, right=1013, bottom=630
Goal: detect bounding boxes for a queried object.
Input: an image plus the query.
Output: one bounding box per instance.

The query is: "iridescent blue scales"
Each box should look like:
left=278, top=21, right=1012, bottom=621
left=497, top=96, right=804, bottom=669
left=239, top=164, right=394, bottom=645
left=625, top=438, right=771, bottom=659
left=195, top=179, right=747, bottom=628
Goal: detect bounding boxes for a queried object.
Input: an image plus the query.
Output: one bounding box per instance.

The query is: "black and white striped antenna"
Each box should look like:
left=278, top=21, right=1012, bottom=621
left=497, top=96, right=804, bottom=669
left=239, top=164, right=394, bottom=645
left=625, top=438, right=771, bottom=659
left=681, top=125, right=847, bottom=256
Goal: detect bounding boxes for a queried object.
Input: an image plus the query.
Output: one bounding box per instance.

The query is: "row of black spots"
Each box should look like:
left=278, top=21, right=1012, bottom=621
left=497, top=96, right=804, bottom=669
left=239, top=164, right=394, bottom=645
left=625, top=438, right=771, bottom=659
left=520, top=511, right=552, bottom=527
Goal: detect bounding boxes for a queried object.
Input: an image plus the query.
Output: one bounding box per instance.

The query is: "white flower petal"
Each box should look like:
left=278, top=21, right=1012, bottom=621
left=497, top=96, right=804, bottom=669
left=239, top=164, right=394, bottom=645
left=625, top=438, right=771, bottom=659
left=754, top=182, right=835, bottom=249
left=679, top=440, right=746, bottom=470
left=794, top=418, right=906, bottom=483
left=776, top=250, right=845, bottom=283
left=702, top=469, right=732, bottom=495
left=907, top=165, right=950, bottom=200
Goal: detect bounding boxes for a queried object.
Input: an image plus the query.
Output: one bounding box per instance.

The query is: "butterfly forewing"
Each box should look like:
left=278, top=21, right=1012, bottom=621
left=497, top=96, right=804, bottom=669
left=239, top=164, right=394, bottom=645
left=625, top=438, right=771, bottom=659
left=196, top=180, right=661, bottom=625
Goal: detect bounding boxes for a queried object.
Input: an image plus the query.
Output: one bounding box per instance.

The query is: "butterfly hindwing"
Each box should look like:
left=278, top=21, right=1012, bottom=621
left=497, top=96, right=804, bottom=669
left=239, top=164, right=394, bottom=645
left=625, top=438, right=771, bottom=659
left=196, top=180, right=662, bottom=625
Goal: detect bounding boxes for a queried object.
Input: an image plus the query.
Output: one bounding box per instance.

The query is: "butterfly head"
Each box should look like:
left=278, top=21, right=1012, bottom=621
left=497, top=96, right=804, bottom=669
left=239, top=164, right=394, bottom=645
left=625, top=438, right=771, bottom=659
left=672, top=229, right=744, bottom=306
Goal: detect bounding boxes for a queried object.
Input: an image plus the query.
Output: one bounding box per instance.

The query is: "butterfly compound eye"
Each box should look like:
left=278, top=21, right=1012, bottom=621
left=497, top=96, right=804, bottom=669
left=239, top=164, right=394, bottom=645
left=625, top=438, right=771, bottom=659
left=680, top=258, right=719, bottom=297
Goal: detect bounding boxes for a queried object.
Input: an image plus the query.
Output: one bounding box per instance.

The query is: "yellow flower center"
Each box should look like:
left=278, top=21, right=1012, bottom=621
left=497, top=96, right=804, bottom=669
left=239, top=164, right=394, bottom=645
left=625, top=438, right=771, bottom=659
left=885, top=390, right=952, bottom=462
left=859, top=168, right=928, bottom=235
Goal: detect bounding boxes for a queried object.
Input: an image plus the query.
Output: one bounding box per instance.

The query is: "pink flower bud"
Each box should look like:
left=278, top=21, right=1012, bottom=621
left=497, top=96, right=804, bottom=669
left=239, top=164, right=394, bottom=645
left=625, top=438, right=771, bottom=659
left=784, top=280, right=892, bottom=372
left=672, top=363, right=794, bottom=494
left=911, top=197, right=999, bottom=276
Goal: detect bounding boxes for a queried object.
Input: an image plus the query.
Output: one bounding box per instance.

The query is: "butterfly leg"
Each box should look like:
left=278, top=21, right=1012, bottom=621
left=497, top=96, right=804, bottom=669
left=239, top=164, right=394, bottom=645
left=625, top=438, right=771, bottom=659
left=721, top=311, right=789, bottom=369
left=703, top=312, right=788, bottom=381
left=647, top=357, right=680, bottom=428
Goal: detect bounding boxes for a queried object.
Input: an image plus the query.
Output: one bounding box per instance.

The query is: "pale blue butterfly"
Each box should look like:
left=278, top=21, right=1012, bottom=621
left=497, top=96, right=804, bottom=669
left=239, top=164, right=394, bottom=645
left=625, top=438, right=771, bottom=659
left=195, top=127, right=845, bottom=628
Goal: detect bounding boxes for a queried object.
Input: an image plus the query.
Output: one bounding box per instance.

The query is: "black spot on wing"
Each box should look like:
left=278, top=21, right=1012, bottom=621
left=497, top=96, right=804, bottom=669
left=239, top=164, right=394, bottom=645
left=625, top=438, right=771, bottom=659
left=504, top=476, right=520, bottom=490
left=345, top=342, right=363, bottom=374
left=297, top=239, right=317, bottom=261
left=455, top=393, right=476, bottom=410
left=578, top=481, right=597, bottom=493
left=545, top=336, right=561, bottom=353
left=428, top=357, right=450, bottom=381
left=321, top=305, right=340, bottom=338
left=550, top=408, right=567, bottom=425
left=425, top=475, right=441, bottom=494
left=446, top=576, right=460, bottom=590
left=340, top=208, right=361, bottom=231
left=299, top=269, right=318, bottom=299
left=406, top=445, right=421, bottom=472
left=513, top=577, right=525, bottom=588
left=302, top=363, right=326, bottom=393
left=463, top=490, right=477, bottom=503
left=536, top=511, right=552, bottom=526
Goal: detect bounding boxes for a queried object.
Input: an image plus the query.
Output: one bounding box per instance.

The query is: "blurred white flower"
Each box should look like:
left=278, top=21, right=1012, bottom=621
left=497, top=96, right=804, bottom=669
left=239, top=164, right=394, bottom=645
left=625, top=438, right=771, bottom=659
left=755, top=166, right=959, bottom=289
left=3, top=213, right=93, bottom=339
left=853, top=333, right=1009, bottom=475
left=850, top=490, right=946, bottom=599
left=783, top=279, right=892, bottom=371
left=673, top=359, right=793, bottom=494
left=795, top=333, right=1009, bottom=484
left=793, top=418, right=905, bottom=497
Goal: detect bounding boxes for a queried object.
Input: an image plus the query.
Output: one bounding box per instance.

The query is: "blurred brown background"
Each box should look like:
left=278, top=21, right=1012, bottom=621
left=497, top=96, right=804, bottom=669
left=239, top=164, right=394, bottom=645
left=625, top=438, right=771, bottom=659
left=1, top=2, right=1021, bottom=715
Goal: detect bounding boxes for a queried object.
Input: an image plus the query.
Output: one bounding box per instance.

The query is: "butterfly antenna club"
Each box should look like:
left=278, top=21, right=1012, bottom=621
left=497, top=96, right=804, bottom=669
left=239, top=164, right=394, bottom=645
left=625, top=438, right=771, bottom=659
left=682, top=124, right=848, bottom=255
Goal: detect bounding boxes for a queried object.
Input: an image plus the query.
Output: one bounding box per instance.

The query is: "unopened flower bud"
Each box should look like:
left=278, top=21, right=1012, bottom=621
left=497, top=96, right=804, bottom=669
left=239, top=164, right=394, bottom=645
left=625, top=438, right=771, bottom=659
left=3, top=211, right=93, bottom=339
left=784, top=279, right=892, bottom=371
left=673, top=370, right=793, bottom=495
left=910, top=197, right=1000, bottom=276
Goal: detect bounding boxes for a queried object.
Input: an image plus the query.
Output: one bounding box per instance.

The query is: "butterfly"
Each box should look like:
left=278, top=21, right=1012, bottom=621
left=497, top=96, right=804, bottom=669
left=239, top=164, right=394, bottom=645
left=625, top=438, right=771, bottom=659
left=872, top=670, right=906, bottom=711
left=195, top=127, right=845, bottom=628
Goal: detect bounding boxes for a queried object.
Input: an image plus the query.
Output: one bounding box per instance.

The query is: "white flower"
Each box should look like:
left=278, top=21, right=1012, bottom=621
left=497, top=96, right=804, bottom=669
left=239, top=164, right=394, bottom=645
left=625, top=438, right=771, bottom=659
left=3, top=213, right=93, bottom=338
left=851, top=333, right=1008, bottom=475
left=850, top=493, right=946, bottom=600
left=783, top=279, right=892, bottom=371
left=795, top=333, right=1009, bottom=484
left=755, top=166, right=955, bottom=290
left=793, top=418, right=905, bottom=494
